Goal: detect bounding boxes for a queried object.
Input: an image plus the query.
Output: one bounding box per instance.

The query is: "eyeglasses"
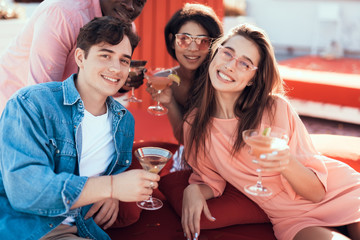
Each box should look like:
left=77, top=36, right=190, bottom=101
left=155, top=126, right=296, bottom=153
left=217, top=45, right=258, bottom=72
left=175, top=33, right=212, bottom=50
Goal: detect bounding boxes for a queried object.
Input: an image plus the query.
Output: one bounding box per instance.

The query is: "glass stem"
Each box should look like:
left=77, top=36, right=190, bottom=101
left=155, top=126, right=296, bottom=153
left=256, top=167, right=263, bottom=189
left=131, top=87, right=135, bottom=97
left=157, top=90, right=161, bottom=107
left=148, top=195, right=155, bottom=207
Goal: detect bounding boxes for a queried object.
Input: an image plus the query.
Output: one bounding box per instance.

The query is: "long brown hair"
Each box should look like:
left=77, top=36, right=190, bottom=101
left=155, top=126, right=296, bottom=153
left=184, top=23, right=286, bottom=162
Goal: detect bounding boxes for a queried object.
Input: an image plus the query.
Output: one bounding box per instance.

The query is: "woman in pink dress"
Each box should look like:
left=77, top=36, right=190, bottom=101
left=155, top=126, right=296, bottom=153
left=181, top=23, right=360, bottom=240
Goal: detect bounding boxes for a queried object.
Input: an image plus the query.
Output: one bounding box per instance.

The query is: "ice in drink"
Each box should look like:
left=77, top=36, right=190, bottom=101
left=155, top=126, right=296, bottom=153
left=245, top=135, right=288, bottom=158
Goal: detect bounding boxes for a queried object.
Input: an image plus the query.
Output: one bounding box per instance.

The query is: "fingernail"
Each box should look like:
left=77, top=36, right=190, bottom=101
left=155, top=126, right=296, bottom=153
left=194, top=232, right=198, bottom=239
left=211, top=217, right=216, bottom=221
left=184, top=232, right=186, bottom=238
left=260, top=154, right=266, bottom=159
left=252, top=159, right=258, bottom=164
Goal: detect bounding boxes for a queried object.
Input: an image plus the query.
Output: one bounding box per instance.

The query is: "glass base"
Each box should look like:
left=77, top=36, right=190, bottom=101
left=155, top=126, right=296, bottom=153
left=147, top=105, right=168, bottom=116
left=124, top=96, right=142, bottom=102
left=137, top=197, right=163, bottom=210
left=244, top=184, right=272, bottom=197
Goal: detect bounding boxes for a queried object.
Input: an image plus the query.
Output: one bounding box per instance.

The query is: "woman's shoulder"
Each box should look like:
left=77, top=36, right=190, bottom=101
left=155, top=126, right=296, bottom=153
left=272, top=94, right=292, bottom=110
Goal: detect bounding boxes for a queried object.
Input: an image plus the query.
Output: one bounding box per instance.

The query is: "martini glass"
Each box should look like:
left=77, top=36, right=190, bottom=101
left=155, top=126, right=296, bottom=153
left=146, top=69, right=176, bottom=116
left=242, top=128, right=289, bottom=197
left=123, top=60, right=147, bottom=102
left=134, top=147, right=173, bottom=210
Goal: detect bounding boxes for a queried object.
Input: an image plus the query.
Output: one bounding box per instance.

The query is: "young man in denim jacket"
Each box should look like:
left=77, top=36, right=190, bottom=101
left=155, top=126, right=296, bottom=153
left=0, top=16, right=159, bottom=239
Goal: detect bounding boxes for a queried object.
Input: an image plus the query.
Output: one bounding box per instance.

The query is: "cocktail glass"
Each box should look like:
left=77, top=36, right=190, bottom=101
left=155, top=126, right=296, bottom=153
left=134, top=147, right=173, bottom=210
left=242, top=128, right=289, bottom=196
left=123, top=60, right=147, bottom=102
left=146, top=69, right=176, bottom=116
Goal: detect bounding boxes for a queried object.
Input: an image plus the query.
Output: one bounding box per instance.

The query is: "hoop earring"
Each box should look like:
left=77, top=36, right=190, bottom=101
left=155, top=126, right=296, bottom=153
left=246, top=82, right=253, bottom=87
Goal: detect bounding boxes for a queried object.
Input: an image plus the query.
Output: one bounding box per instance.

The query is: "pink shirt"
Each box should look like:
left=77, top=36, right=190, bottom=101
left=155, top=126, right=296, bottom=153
left=0, top=0, right=102, bottom=112
left=184, top=96, right=360, bottom=240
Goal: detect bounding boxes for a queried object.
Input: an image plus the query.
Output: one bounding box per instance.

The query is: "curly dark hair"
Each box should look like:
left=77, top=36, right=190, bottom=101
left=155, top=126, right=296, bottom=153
left=77, top=16, right=139, bottom=58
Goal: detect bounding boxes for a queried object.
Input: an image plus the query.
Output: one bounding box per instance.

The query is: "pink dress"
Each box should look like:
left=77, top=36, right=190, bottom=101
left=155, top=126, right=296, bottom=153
left=184, top=97, right=360, bottom=240
left=0, top=0, right=102, bottom=113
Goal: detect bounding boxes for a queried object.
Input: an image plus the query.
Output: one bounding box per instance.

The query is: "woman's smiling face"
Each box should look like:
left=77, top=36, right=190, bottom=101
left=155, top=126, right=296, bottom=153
left=174, top=21, right=210, bottom=71
left=209, top=35, right=260, bottom=96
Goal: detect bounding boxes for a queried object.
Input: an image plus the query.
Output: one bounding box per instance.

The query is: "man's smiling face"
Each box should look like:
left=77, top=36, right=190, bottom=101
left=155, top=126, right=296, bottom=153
left=75, top=36, right=133, bottom=99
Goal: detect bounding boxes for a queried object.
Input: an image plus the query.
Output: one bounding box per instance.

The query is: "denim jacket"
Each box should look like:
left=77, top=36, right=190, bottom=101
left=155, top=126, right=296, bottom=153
left=0, top=74, right=134, bottom=240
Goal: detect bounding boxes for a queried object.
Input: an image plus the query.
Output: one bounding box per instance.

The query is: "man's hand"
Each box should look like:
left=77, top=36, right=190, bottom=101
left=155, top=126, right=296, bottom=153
left=113, top=169, right=160, bottom=202
left=118, top=69, right=146, bottom=93
left=85, top=198, right=119, bottom=230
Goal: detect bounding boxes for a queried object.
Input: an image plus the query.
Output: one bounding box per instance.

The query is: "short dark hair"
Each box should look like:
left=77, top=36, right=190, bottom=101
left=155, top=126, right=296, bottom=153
left=77, top=16, right=140, bottom=58
left=164, top=3, right=223, bottom=60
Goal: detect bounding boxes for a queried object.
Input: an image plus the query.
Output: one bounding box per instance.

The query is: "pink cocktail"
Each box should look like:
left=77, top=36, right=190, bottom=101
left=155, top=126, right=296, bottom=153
left=146, top=69, right=179, bottom=116
left=243, top=129, right=289, bottom=196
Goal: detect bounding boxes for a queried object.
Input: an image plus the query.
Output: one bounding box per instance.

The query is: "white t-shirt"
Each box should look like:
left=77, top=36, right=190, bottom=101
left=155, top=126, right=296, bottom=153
left=63, top=106, right=115, bottom=225
left=79, top=108, right=115, bottom=177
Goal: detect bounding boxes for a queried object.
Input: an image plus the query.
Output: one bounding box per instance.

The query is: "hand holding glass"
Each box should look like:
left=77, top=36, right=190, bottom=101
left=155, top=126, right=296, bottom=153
left=146, top=69, right=178, bottom=116
left=243, top=128, right=289, bottom=196
left=134, top=147, right=173, bottom=210
left=123, top=60, right=147, bottom=102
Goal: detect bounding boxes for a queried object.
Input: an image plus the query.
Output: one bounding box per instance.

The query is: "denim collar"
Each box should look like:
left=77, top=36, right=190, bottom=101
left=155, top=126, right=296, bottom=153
left=62, top=74, right=127, bottom=117
left=62, top=74, right=81, bottom=106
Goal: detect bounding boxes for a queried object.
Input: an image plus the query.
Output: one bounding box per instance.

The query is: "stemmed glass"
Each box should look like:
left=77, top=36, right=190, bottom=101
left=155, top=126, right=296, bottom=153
left=123, top=60, right=147, bottom=103
left=134, top=147, right=173, bottom=210
left=242, top=128, right=289, bottom=196
left=146, top=69, right=177, bottom=116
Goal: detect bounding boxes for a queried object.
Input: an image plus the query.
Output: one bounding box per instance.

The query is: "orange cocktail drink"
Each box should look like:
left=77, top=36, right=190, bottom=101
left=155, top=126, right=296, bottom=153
left=146, top=69, right=180, bottom=116
left=245, top=135, right=288, bottom=158
left=149, top=76, right=172, bottom=91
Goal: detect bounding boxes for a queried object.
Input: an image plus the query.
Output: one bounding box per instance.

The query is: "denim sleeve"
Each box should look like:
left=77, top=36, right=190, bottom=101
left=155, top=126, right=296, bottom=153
left=0, top=96, right=87, bottom=217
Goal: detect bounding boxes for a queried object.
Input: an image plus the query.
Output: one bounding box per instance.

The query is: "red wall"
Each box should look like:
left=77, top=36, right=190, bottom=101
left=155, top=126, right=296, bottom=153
left=129, top=0, right=224, bottom=109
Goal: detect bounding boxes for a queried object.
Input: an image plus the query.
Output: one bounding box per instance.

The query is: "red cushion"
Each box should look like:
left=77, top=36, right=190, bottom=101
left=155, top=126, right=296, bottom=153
left=111, top=201, right=142, bottom=228
left=159, top=170, right=269, bottom=229
left=311, top=134, right=360, bottom=172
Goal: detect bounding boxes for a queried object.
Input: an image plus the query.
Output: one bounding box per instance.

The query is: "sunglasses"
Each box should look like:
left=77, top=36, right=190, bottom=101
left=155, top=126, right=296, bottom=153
left=217, top=46, right=258, bottom=72
left=175, top=33, right=212, bottom=51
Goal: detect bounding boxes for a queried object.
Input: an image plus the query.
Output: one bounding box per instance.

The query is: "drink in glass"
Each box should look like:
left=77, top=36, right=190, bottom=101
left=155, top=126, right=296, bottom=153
left=243, top=128, right=289, bottom=196
left=123, top=60, right=147, bottom=102
left=134, top=147, right=173, bottom=210
left=146, top=69, right=180, bottom=116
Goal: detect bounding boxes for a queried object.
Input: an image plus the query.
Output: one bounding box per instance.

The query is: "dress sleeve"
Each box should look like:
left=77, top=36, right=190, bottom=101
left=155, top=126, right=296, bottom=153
left=189, top=167, right=227, bottom=198
left=27, top=6, right=78, bottom=85
left=274, top=98, right=328, bottom=199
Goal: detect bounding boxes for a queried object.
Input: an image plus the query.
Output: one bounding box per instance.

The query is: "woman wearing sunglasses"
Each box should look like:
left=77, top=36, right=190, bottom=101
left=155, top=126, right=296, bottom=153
left=146, top=3, right=223, bottom=144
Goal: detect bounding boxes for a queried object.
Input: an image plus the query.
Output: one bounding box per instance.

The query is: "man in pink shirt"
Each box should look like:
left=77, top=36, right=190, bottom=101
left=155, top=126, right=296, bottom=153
left=0, top=0, right=147, bottom=113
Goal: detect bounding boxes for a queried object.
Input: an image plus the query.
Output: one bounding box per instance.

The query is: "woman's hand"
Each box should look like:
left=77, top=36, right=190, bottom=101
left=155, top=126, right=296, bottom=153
left=145, top=82, right=173, bottom=105
left=256, top=148, right=291, bottom=173
left=182, top=184, right=215, bottom=240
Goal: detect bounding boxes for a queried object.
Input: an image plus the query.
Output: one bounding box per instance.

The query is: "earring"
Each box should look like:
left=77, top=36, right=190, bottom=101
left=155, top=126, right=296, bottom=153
left=246, top=82, right=253, bottom=86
